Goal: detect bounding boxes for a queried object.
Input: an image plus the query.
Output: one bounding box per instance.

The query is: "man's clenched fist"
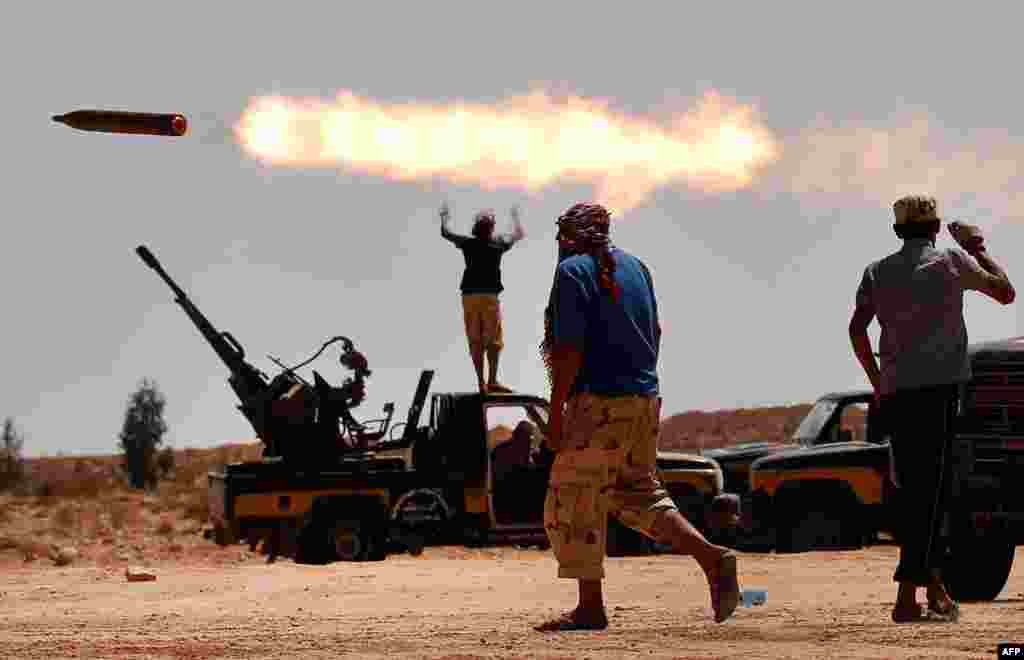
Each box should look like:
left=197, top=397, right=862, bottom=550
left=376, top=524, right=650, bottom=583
left=948, top=221, right=985, bottom=254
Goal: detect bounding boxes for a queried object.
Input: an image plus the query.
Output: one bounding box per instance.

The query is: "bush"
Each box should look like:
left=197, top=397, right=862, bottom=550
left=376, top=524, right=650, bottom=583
left=118, top=379, right=168, bottom=490
left=0, top=418, right=26, bottom=491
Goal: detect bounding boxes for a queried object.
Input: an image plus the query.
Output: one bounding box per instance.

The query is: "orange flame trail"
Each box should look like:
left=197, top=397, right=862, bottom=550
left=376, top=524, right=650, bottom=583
left=234, top=90, right=780, bottom=212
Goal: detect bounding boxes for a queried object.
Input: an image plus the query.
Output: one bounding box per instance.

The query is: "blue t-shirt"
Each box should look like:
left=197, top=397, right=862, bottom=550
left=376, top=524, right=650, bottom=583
left=552, top=248, right=660, bottom=396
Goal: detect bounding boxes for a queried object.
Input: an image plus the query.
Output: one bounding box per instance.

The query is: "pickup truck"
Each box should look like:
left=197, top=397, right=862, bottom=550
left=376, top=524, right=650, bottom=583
left=209, top=371, right=728, bottom=562
left=743, top=336, right=1024, bottom=602
left=702, top=390, right=879, bottom=548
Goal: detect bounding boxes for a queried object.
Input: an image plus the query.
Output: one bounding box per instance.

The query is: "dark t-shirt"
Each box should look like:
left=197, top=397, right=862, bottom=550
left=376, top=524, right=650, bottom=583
left=443, top=226, right=514, bottom=294
left=552, top=248, right=660, bottom=396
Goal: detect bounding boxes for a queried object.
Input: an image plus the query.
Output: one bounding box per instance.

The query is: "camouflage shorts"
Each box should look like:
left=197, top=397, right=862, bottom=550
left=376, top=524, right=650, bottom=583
left=544, top=393, right=676, bottom=580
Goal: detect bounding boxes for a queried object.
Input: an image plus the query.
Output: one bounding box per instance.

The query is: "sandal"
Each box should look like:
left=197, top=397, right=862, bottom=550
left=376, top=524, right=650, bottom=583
left=534, top=610, right=609, bottom=632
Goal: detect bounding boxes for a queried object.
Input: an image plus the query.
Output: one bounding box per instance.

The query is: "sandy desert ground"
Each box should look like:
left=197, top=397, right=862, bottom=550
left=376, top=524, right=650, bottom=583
left=3, top=439, right=1020, bottom=659
left=2, top=538, right=1023, bottom=660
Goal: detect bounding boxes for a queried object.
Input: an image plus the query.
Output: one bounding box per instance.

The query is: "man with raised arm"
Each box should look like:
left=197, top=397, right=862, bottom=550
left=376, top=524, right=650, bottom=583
left=849, top=195, right=1015, bottom=623
left=441, top=203, right=525, bottom=393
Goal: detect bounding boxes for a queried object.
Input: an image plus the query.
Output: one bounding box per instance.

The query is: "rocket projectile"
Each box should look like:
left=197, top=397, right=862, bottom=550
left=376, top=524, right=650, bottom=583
left=52, top=110, right=188, bottom=137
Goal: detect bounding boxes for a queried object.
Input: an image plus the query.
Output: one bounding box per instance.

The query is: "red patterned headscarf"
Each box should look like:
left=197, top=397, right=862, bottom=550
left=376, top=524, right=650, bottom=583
left=540, top=203, right=618, bottom=386
left=556, top=203, right=618, bottom=300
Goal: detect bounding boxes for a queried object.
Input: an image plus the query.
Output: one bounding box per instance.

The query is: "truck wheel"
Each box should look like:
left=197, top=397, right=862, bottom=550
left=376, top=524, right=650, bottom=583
left=607, top=517, right=654, bottom=557
left=775, top=492, right=862, bottom=553
left=330, top=523, right=367, bottom=561
left=460, top=513, right=490, bottom=548
left=327, top=522, right=386, bottom=562
left=943, top=517, right=1015, bottom=602
left=294, top=520, right=333, bottom=565
left=391, top=490, right=452, bottom=549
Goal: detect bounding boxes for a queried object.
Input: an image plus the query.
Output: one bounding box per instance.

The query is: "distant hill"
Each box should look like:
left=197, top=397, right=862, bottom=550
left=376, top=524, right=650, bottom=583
left=486, top=403, right=823, bottom=456
left=658, top=404, right=813, bottom=454
left=486, top=425, right=514, bottom=449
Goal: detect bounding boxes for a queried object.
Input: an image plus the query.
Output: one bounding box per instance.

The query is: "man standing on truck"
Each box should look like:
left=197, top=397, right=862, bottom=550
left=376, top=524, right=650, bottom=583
left=848, top=195, right=1016, bottom=623
left=440, top=202, right=525, bottom=394
left=536, top=202, right=740, bottom=632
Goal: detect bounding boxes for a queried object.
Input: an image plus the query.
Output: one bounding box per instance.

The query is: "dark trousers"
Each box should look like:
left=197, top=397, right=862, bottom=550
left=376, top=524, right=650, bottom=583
left=881, top=383, right=959, bottom=587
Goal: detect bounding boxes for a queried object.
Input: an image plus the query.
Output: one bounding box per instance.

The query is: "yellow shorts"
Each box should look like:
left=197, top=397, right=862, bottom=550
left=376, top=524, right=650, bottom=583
left=461, top=293, right=503, bottom=350
left=544, top=393, right=677, bottom=580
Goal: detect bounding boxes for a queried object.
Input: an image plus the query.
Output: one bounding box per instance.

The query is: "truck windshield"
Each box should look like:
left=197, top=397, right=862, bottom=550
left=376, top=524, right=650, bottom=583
left=792, top=400, right=837, bottom=445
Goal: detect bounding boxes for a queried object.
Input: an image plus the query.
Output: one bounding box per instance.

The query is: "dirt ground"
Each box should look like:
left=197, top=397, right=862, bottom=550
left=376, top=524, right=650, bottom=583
left=2, top=541, right=1022, bottom=660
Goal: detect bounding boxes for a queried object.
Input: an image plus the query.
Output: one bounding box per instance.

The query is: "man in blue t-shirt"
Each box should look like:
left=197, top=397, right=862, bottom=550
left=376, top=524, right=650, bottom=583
left=440, top=203, right=525, bottom=393
left=535, top=203, right=740, bottom=632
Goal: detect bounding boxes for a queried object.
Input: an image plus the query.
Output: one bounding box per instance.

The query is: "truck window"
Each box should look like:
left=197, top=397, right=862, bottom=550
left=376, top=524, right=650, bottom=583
left=484, top=404, right=550, bottom=468
left=837, top=402, right=869, bottom=443
left=793, top=400, right=838, bottom=445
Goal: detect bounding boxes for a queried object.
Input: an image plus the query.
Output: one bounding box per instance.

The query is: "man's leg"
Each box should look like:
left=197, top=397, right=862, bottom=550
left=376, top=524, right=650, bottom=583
left=925, top=388, right=960, bottom=616
left=487, top=345, right=512, bottom=392
left=608, top=396, right=740, bottom=623
left=535, top=405, right=610, bottom=632
left=535, top=475, right=609, bottom=631
left=653, top=509, right=732, bottom=573
left=469, top=343, right=485, bottom=393
left=651, top=508, right=740, bottom=622
left=484, top=297, right=512, bottom=392
left=577, top=579, right=604, bottom=616
left=887, top=387, right=957, bottom=621
left=886, top=391, right=927, bottom=617
left=461, top=295, right=487, bottom=392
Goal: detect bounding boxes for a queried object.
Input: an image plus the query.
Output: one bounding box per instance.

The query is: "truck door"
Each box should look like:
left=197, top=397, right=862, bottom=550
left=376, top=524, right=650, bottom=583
left=484, top=401, right=551, bottom=528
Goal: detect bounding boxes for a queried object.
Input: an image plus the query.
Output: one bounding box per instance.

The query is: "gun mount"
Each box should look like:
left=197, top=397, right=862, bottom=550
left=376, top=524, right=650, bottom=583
left=136, top=245, right=385, bottom=464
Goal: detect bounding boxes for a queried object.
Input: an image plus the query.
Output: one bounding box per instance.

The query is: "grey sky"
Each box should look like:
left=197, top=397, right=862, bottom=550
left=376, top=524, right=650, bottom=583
left=4, top=3, right=1022, bottom=456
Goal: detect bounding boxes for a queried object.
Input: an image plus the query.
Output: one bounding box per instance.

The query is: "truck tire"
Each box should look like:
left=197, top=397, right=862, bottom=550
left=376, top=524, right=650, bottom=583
left=391, top=489, right=452, bottom=549
left=328, top=521, right=386, bottom=562
left=460, top=513, right=490, bottom=548
left=607, top=517, right=654, bottom=557
left=774, top=487, right=864, bottom=553
left=943, top=517, right=1015, bottom=602
left=294, top=518, right=333, bottom=565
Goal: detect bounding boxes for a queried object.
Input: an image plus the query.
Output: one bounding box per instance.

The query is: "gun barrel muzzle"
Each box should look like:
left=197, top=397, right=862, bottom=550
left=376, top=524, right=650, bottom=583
left=53, top=110, right=188, bottom=137
left=136, top=245, right=161, bottom=270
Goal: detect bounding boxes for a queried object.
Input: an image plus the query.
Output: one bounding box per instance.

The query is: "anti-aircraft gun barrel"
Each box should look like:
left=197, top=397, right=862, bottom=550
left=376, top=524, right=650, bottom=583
left=135, top=245, right=271, bottom=441
left=136, top=245, right=377, bottom=464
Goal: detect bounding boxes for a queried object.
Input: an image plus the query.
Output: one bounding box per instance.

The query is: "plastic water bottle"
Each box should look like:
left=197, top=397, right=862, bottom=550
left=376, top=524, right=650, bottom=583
left=741, top=589, right=767, bottom=607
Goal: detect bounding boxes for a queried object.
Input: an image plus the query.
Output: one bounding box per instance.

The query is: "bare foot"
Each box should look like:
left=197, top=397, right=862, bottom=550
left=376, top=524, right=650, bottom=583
left=926, top=583, right=959, bottom=619
left=702, top=548, right=739, bottom=623
left=892, top=602, right=957, bottom=623
left=534, top=608, right=608, bottom=632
